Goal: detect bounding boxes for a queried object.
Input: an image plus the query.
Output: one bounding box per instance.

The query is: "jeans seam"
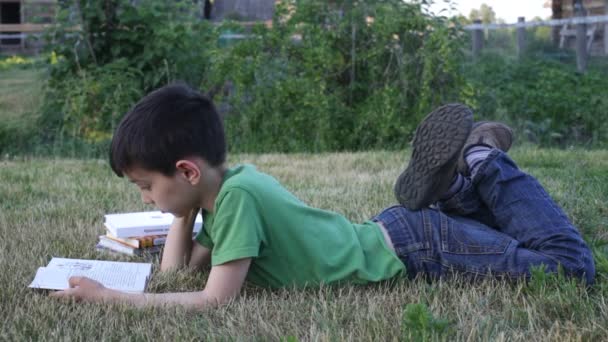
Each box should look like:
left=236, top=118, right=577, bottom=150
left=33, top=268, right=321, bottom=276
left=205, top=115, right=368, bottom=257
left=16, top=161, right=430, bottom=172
left=422, top=209, right=432, bottom=251
left=440, top=211, right=448, bottom=252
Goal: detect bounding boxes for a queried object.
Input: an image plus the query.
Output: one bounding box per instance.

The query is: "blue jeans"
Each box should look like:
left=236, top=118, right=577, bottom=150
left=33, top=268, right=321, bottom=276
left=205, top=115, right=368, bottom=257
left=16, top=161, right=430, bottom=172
left=372, top=150, right=595, bottom=284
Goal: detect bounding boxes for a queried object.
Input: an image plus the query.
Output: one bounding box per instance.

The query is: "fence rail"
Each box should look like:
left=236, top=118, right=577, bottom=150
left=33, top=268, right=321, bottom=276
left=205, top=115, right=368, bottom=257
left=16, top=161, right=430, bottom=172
left=465, top=13, right=608, bottom=73
left=0, top=24, right=53, bottom=33
left=464, top=14, right=608, bottom=30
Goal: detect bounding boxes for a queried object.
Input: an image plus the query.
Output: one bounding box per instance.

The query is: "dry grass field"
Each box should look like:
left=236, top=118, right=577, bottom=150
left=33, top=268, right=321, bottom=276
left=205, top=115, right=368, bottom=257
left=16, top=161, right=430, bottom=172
left=1, top=149, right=607, bottom=340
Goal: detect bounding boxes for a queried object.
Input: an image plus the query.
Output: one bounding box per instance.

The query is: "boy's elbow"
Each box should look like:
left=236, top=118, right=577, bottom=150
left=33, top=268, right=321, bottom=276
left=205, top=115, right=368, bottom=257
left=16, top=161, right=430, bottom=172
left=160, top=252, right=194, bottom=272
left=159, top=259, right=187, bottom=273
left=194, top=291, right=232, bottom=311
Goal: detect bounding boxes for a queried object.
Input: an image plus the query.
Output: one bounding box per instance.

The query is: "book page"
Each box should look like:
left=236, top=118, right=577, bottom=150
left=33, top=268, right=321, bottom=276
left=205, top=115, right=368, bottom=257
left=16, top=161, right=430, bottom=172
left=29, top=258, right=152, bottom=293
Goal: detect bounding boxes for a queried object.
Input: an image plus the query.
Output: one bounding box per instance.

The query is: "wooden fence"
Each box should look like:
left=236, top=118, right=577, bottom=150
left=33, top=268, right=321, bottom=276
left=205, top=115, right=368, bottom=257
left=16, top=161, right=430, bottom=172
left=465, top=10, right=608, bottom=73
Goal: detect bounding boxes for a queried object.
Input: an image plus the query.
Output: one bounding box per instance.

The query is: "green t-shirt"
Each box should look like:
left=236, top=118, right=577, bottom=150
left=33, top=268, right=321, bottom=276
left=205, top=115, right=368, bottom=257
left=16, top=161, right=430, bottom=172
left=195, top=164, right=405, bottom=288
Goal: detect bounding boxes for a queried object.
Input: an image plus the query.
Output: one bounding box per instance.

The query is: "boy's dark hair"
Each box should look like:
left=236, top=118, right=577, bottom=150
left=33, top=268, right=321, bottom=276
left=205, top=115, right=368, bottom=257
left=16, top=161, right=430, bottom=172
left=110, top=83, right=226, bottom=177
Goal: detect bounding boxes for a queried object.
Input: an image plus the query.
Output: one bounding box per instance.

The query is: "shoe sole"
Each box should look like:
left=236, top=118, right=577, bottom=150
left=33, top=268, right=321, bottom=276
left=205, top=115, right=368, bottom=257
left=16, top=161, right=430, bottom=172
left=394, top=104, right=473, bottom=210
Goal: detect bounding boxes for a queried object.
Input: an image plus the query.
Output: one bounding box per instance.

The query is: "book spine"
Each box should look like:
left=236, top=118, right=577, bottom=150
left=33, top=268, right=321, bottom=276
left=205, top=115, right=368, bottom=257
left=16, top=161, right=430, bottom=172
left=107, top=226, right=170, bottom=238
left=107, top=223, right=202, bottom=238
left=97, top=240, right=136, bottom=255
left=105, top=234, right=168, bottom=248
left=139, top=236, right=167, bottom=248
left=97, top=241, right=163, bottom=256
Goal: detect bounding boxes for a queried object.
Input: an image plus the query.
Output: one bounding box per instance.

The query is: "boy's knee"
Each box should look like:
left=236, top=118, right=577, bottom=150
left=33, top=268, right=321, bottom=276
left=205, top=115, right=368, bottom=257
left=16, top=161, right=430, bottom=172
left=578, top=253, right=596, bottom=285
left=566, top=248, right=595, bottom=285
left=554, top=234, right=596, bottom=285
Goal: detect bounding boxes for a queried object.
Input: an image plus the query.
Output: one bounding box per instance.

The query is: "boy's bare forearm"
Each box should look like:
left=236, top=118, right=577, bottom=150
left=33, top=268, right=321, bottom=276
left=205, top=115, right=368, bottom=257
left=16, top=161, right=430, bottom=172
left=52, top=258, right=251, bottom=310
left=111, top=289, right=216, bottom=310
left=160, top=210, right=199, bottom=271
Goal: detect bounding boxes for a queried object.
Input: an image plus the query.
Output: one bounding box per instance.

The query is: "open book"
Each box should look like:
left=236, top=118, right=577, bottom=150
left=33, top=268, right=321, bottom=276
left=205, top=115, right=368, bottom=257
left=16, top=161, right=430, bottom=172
left=29, top=257, right=152, bottom=293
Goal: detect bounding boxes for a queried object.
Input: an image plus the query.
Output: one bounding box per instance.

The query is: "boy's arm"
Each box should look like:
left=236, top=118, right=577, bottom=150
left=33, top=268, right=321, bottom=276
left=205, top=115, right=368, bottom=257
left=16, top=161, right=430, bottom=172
left=188, top=243, right=211, bottom=270
left=51, top=257, right=252, bottom=310
left=160, top=208, right=206, bottom=272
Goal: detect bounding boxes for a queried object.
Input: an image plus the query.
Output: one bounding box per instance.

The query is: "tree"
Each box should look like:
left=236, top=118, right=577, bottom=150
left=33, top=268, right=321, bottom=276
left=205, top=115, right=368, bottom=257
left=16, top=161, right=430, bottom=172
left=469, top=3, right=497, bottom=23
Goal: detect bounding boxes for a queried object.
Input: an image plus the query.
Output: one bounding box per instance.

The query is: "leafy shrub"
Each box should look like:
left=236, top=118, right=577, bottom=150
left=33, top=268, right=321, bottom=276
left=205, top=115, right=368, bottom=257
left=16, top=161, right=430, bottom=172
left=39, top=0, right=216, bottom=147
left=49, top=62, right=141, bottom=142
left=35, top=0, right=466, bottom=153
left=37, top=0, right=465, bottom=153
left=463, top=52, right=608, bottom=146
left=0, top=55, right=36, bottom=70
left=13, top=1, right=607, bottom=154
left=206, top=0, right=466, bottom=152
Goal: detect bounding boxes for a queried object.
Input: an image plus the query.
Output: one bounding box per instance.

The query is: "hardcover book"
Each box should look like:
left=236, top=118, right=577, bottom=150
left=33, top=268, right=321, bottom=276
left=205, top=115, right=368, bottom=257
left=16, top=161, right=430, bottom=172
left=97, top=236, right=163, bottom=256
left=104, top=232, right=168, bottom=249
left=104, top=211, right=203, bottom=238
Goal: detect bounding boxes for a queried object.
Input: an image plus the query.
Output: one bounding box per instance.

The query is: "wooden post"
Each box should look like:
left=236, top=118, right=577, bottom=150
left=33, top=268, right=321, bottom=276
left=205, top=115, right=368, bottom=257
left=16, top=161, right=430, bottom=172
left=575, top=2, right=588, bottom=73
left=516, top=17, right=526, bottom=58
left=604, top=0, right=608, bottom=55
left=20, top=0, right=25, bottom=52
left=472, top=19, right=483, bottom=59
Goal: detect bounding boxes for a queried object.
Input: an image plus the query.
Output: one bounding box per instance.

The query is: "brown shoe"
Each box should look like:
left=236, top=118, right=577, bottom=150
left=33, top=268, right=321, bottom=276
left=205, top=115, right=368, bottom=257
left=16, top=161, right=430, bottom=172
left=457, top=121, right=513, bottom=175
left=394, top=103, right=473, bottom=210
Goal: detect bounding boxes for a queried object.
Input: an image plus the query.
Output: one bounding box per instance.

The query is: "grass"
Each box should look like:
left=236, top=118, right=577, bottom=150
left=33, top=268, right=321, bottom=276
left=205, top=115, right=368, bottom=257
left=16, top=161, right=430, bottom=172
left=0, top=67, right=45, bottom=155
left=1, top=149, right=608, bottom=340
left=0, top=68, right=43, bottom=122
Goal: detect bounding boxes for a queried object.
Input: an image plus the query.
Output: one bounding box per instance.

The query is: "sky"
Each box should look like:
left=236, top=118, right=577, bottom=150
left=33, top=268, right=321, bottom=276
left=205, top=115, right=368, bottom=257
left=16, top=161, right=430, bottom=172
left=426, top=0, right=552, bottom=23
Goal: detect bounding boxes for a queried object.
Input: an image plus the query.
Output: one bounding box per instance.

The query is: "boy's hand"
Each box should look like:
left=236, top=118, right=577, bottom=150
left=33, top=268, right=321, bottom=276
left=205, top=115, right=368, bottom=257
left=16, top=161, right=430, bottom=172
left=172, top=207, right=200, bottom=232
left=160, top=207, right=201, bottom=271
left=182, top=207, right=201, bottom=229
left=50, top=276, right=112, bottom=303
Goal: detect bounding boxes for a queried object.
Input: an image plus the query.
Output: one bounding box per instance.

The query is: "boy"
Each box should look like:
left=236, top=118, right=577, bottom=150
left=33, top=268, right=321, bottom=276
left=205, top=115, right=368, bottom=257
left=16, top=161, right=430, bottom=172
left=52, top=83, right=595, bottom=309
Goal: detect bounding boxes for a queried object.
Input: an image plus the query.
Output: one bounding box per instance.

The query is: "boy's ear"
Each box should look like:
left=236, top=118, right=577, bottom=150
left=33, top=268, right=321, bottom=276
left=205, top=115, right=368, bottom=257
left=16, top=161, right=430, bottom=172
left=175, top=160, right=201, bottom=185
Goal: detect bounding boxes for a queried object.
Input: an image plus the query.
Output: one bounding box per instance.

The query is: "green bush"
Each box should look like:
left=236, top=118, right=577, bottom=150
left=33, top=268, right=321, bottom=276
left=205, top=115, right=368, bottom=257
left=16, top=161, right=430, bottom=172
left=40, top=60, right=142, bottom=143
left=37, top=0, right=465, bottom=154
left=0, top=55, right=36, bottom=70
left=39, top=0, right=216, bottom=148
left=24, top=0, right=608, bottom=154
left=463, top=53, right=608, bottom=146
left=207, top=0, right=466, bottom=152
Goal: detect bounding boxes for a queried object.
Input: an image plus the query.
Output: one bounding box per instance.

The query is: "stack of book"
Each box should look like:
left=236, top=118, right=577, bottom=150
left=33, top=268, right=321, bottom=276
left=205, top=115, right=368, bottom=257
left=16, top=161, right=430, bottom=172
left=96, top=211, right=203, bottom=256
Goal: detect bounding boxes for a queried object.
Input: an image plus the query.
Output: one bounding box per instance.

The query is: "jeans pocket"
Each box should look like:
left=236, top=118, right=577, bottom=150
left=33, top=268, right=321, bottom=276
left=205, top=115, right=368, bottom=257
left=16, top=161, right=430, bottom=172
left=440, top=213, right=511, bottom=255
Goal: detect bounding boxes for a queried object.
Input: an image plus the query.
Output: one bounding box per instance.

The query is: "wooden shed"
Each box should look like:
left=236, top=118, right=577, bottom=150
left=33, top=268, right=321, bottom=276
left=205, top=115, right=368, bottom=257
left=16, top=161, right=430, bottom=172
left=550, top=0, right=608, bottom=54
left=1, top=0, right=279, bottom=55
left=0, top=0, right=55, bottom=54
left=557, top=0, right=607, bottom=17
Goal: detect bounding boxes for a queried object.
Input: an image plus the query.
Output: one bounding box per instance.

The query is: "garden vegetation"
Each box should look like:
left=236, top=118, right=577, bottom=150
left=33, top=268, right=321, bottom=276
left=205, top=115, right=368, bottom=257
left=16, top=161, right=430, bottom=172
left=2, top=0, right=606, bottom=156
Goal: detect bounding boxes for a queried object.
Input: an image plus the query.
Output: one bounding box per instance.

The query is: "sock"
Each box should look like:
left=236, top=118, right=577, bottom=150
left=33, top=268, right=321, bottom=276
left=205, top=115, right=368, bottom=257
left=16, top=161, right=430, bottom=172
left=440, top=173, right=469, bottom=200
left=465, top=145, right=493, bottom=177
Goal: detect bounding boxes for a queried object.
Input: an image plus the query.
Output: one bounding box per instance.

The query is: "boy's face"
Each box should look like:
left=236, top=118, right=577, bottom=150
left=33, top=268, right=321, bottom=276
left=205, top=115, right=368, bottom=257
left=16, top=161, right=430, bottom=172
left=125, top=166, right=200, bottom=218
